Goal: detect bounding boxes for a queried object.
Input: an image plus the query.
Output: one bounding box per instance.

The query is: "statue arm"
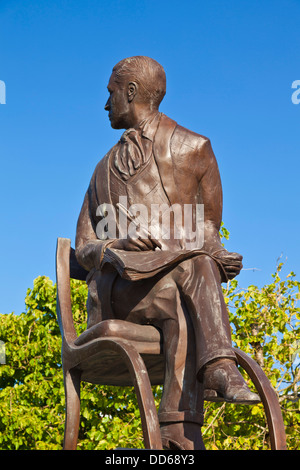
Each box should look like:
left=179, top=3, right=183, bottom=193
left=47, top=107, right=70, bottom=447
left=75, top=188, right=113, bottom=272
left=197, top=139, right=243, bottom=280
left=75, top=182, right=157, bottom=271
left=196, top=138, right=223, bottom=253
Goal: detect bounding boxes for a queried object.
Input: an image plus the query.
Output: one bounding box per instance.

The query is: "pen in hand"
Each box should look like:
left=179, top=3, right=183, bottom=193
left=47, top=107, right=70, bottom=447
left=116, top=202, right=162, bottom=250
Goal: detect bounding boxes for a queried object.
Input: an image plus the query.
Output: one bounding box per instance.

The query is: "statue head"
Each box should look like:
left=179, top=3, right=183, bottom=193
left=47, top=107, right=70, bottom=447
left=105, top=56, right=166, bottom=129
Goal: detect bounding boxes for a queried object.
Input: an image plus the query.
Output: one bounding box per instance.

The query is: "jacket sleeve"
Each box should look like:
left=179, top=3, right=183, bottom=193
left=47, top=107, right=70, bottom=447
left=195, top=138, right=225, bottom=255
left=75, top=180, right=114, bottom=272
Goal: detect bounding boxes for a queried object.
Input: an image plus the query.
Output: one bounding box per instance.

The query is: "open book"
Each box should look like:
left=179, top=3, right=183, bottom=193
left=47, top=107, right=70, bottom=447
left=101, top=246, right=226, bottom=281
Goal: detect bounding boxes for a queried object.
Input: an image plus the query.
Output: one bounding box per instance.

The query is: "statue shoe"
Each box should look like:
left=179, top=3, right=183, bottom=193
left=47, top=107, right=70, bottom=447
left=203, top=358, right=260, bottom=404
left=160, top=422, right=205, bottom=450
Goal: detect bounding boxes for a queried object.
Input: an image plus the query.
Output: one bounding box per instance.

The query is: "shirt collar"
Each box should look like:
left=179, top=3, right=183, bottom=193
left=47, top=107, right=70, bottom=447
left=139, top=112, right=161, bottom=142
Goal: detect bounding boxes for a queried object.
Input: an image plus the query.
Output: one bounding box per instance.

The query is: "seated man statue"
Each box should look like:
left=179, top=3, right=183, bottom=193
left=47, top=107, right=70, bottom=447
left=75, top=56, right=259, bottom=450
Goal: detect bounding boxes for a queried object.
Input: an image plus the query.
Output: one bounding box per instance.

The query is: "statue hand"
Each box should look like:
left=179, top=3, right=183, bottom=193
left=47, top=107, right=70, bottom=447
left=110, top=236, right=157, bottom=251
left=212, top=249, right=243, bottom=280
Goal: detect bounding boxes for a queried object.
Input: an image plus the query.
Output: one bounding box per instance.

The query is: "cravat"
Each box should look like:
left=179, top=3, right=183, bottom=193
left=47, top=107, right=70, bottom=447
left=114, top=128, right=147, bottom=180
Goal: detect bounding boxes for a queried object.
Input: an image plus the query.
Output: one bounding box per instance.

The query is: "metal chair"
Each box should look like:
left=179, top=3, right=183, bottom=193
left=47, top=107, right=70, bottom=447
left=56, top=237, right=287, bottom=450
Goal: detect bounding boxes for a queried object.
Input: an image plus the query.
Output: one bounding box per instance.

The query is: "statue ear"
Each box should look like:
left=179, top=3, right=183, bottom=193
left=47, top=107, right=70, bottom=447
left=127, top=82, right=137, bottom=102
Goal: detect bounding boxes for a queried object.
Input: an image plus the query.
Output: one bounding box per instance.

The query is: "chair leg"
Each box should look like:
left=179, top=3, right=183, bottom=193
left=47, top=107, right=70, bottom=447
left=234, top=348, right=287, bottom=450
left=63, top=368, right=81, bottom=450
left=105, top=339, right=163, bottom=449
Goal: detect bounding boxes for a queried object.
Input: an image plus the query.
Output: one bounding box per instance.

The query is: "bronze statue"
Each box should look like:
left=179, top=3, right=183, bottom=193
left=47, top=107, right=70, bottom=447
left=75, top=56, right=259, bottom=450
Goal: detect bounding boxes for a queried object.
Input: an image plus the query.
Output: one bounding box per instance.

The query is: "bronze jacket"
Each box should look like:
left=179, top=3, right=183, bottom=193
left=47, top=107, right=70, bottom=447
left=75, top=113, right=224, bottom=273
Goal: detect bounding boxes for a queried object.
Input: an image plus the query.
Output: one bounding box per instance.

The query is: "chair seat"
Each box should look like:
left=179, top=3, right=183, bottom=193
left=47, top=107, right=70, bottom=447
left=63, top=320, right=165, bottom=386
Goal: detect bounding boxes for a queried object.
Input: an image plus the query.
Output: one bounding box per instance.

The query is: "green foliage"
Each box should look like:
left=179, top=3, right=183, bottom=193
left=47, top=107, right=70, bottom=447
left=219, top=222, right=230, bottom=243
left=0, top=262, right=299, bottom=450
left=0, top=277, right=153, bottom=450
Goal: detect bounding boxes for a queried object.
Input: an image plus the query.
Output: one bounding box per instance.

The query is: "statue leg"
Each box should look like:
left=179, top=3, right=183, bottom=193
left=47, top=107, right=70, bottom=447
left=173, top=255, right=260, bottom=403
left=174, top=254, right=236, bottom=372
left=157, top=306, right=206, bottom=450
left=110, top=272, right=205, bottom=450
left=85, top=255, right=258, bottom=449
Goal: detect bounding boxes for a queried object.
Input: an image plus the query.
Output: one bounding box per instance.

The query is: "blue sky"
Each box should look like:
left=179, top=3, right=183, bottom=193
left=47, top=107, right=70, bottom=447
left=0, top=0, right=299, bottom=315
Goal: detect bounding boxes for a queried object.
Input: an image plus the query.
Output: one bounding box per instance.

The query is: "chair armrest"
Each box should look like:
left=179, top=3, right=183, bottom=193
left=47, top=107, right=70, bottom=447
left=56, top=238, right=78, bottom=343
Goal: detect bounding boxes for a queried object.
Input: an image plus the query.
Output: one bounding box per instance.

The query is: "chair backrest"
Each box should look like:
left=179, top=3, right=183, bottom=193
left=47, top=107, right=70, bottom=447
left=56, top=237, right=87, bottom=344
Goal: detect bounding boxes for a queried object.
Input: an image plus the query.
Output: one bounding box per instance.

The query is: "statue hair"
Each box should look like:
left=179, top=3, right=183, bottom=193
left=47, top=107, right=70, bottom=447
left=112, top=56, right=166, bottom=108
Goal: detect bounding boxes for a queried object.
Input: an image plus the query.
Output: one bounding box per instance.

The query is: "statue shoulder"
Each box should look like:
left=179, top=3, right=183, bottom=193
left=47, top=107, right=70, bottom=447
left=170, top=121, right=211, bottom=158
left=158, top=114, right=210, bottom=151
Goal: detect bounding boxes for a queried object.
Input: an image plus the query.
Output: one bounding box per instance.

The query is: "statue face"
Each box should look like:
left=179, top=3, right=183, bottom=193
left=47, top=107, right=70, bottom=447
left=104, top=72, right=131, bottom=129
